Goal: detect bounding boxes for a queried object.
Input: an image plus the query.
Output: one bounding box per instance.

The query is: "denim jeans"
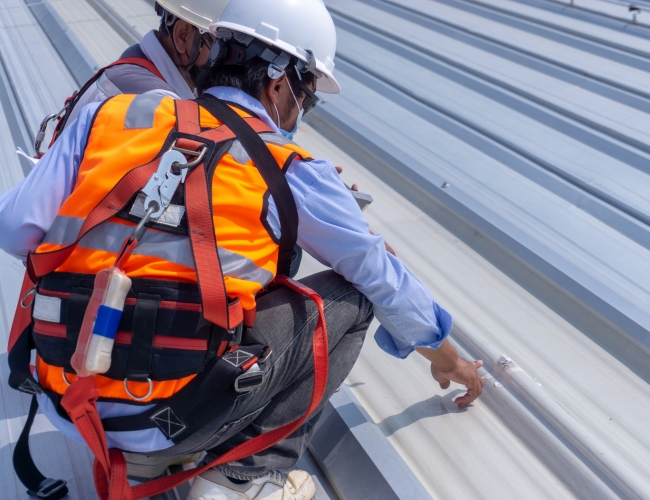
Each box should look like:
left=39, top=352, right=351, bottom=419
left=205, top=270, right=374, bottom=479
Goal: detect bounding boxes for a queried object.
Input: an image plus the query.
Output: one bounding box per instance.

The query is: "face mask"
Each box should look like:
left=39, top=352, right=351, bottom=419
left=188, top=63, right=208, bottom=87
left=274, top=82, right=303, bottom=141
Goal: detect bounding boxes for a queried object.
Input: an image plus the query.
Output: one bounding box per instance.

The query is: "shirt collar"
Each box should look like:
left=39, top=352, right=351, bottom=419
left=204, top=87, right=280, bottom=133
left=139, top=30, right=196, bottom=100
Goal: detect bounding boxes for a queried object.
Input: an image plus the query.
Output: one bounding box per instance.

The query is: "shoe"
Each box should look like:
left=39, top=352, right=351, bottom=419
left=186, top=467, right=316, bottom=500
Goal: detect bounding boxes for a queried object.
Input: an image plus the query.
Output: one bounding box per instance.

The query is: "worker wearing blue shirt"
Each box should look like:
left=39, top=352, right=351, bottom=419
left=0, top=1, right=483, bottom=498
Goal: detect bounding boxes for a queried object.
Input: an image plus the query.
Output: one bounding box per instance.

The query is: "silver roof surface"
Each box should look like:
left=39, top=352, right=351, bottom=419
left=2, top=0, right=650, bottom=498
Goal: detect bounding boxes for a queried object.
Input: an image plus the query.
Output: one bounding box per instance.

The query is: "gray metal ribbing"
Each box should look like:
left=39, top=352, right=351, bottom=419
left=329, top=6, right=650, bottom=156
left=23, top=0, right=98, bottom=86
left=329, top=12, right=650, bottom=234
left=0, top=54, right=34, bottom=176
left=539, top=0, right=650, bottom=28
left=366, top=0, right=650, bottom=101
left=309, top=385, right=432, bottom=500
left=85, top=0, right=142, bottom=46
left=305, top=104, right=650, bottom=354
left=451, top=319, right=650, bottom=499
left=460, top=0, right=650, bottom=59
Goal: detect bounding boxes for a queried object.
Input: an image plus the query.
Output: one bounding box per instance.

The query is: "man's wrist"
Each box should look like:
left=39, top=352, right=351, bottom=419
left=416, top=340, right=459, bottom=371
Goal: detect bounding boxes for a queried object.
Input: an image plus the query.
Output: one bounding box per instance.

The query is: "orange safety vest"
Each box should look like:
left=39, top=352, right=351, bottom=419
left=31, top=93, right=312, bottom=403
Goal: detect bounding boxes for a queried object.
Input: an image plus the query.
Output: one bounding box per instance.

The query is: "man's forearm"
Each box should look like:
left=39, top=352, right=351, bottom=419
left=416, top=340, right=459, bottom=371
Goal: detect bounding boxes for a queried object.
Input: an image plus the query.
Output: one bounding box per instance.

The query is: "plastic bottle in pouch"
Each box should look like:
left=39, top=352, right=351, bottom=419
left=70, top=267, right=131, bottom=377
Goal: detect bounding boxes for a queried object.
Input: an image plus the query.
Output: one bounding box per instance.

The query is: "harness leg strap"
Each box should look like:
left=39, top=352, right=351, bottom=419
left=14, top=396, right=69, bottom=500
left=61, top=376, right=135, bottom=500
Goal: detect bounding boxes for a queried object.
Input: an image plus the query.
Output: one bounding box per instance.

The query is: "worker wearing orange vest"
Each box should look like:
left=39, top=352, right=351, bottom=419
left=1, top=0, right=484, bottom=499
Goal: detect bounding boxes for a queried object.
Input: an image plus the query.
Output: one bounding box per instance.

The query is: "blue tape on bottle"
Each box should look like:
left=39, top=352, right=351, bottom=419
left=93, top=305, right=123, bottom=339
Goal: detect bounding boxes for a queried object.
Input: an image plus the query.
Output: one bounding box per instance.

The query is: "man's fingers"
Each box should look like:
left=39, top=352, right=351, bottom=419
left=455, top=382, right=480, bottom=407
left=335, top=166, right=343, bottom=174
left=431, top=365, right=451, bottom=389
left=473, top=360, right=484, bottom=369
left=351, top=183, right=358, bottom=191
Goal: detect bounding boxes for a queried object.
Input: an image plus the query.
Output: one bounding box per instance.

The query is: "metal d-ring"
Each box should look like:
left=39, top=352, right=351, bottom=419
left=62, top=370, right=72, bottom=386
left=124, top=378, right=153, bottom=401
left=170, top=141, right=208, bottom=169
left=20, top=287, right=36, bottom=308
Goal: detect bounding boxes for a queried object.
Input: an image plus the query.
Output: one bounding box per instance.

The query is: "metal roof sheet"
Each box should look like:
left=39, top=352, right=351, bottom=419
left=2, top=0, right=650, bottom=498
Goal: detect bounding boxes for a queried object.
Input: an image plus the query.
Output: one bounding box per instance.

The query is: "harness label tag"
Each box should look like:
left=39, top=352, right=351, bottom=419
left=33, top=294, right=61, bottom=323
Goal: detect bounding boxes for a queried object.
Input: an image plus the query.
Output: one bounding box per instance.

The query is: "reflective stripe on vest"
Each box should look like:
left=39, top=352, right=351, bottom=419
left=41, top=215, right=274, bottom=286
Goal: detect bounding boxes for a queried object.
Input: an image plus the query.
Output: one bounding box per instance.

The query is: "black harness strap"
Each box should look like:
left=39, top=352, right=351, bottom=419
left=195, top=94, right=299, bottom=277
left=126, top=293, right=161, bottom=382
left=64, top=290, right=91, bottom=371
left=100, top=343, right=265, bottom=444
left=13, top=396, right=69, bottom=499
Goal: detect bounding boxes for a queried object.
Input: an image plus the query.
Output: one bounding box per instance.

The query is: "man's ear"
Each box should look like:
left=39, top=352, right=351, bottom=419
left=172, top=20, right=195, bottom=55
left=265, top=73, right=287, bottom=105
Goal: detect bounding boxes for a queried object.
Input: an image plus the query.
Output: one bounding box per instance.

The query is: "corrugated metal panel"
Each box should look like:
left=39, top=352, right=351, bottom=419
left=0, top=3, right=338, bottom=499
left=49, top=0, right=130, bottom=67
left=315, top=0, right=650, bottom=351
left=1, top=0, right=650, bottom=498
left=297, top=120, right=650, bottom=499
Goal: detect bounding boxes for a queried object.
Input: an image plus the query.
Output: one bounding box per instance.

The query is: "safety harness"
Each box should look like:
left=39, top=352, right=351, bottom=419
left=8, top=96, right=329, bottom=500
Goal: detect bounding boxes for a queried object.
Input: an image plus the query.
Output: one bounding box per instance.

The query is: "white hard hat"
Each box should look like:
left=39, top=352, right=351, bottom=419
left=210, top=0, right=340, bottom=94
left=155, top=0, right=230, bottom=32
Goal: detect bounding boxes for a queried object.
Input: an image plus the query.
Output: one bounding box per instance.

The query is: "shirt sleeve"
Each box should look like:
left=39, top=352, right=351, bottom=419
left=0, top=102, right=101, bottom=261
left=273, top=156, right=453, bottom=359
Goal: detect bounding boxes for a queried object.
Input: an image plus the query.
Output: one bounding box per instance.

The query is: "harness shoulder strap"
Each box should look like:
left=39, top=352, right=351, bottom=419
left=108, top=56, right=165, bottom=81
left=195, top=94, right=299, bottom=277
left=49, top=57, right=166, bottom=149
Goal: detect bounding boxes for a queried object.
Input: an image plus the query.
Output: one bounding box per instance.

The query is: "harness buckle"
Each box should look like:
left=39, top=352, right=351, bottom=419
left=228, top=323, right=243, bottom=347
left=234, top=370, right=265, bottom=393
left=141, top=150, right=188, bottom=219
left=27, top=478, right=68, bottom=500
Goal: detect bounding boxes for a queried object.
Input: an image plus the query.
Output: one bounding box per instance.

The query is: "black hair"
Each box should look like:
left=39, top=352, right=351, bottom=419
left=196, top=55, right=316, bottom=100
left=155, top=3, right=175, bottom=34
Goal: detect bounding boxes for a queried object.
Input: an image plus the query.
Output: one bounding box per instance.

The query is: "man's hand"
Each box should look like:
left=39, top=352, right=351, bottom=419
left=430, top=357, right=484, bottom=407
left=335, top=166, right=358, bottom=191
left=417, top=341, right=484, bottom=407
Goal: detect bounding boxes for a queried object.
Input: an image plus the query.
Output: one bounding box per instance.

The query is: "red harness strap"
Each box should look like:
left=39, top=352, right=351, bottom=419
left=27, top=155, right=164, bottom=280
left=107, top=57, right=165, bottom=82
left=175, top=100, right=240, bottom=330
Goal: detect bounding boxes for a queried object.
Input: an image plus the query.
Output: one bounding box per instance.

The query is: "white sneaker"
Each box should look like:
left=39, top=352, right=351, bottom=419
left=186, top=468, right=316, bottom=500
